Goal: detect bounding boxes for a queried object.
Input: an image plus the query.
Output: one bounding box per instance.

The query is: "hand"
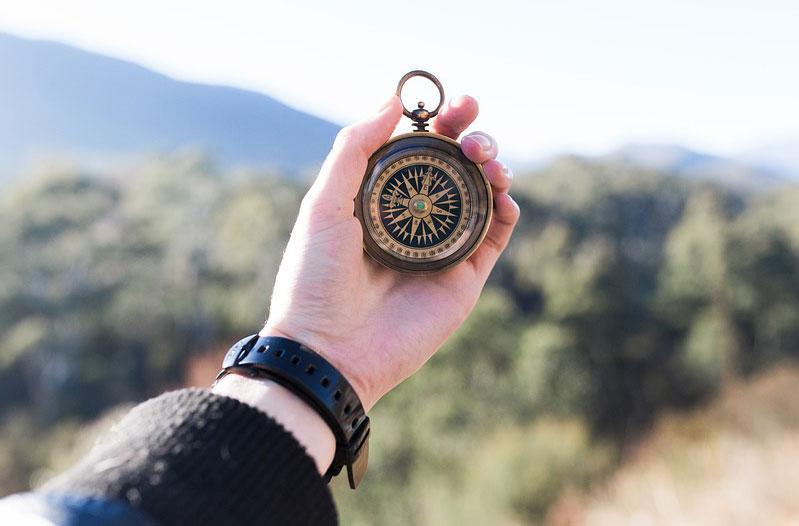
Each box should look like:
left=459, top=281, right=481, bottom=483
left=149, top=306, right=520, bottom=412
left=262, top=94, right=519, bottom=411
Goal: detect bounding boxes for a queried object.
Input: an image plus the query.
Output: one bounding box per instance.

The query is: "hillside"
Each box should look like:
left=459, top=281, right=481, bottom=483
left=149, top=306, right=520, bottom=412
left=605, top=144, right=791, bottom=190
left=549, top=365, right=799, bottom=525
left=0, top=33, right=340, bottom=177
left=3, top=33, right=798, bottom=189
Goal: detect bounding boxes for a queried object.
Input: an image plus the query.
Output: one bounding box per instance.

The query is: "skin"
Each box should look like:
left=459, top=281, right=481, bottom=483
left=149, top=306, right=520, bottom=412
left=214, top=93, right=519, bottom=474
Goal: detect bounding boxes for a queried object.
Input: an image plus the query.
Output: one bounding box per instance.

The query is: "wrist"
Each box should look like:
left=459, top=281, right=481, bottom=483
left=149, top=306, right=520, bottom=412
left=212, top=372, right=335, bottom=474
left=260, top=323, right=376, bottom=411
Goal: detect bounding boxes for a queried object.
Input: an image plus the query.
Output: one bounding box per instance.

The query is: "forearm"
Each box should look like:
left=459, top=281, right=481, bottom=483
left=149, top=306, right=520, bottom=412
left=211, top=372, right=336, bottom=474
left=39, top=388, right=337, bottom=526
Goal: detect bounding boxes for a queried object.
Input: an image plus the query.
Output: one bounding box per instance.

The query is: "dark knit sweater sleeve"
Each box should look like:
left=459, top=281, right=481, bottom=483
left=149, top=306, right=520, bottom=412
left=42, top=388, right=337, bottom=526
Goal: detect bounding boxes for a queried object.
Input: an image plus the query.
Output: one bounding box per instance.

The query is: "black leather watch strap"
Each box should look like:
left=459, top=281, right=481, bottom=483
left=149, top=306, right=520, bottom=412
left=216, top=334, right=370, bottom=489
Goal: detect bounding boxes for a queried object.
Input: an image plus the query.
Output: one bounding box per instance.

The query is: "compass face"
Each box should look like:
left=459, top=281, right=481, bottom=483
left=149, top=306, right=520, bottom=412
left=358, top=135, right=492, bottom=273
left=367, top=153, right=473, bottom=262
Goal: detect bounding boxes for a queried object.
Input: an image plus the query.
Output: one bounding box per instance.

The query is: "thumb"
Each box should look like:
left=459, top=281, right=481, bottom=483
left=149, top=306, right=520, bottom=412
left=307, top=95, right=403, bottom=217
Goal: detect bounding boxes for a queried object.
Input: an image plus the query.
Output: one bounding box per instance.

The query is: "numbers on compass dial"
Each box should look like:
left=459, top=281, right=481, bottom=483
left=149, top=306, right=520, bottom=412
left=378, top=162, right=463, bottom=249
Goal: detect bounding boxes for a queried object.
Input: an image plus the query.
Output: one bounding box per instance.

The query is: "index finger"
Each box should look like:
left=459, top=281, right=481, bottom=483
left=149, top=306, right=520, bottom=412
left=431, top=95, right=479, bottom=140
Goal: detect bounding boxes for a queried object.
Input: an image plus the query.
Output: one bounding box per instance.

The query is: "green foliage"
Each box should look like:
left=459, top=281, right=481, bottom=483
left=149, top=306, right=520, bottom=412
left=679, top=307, right=730, bottom=388
left=2, top=153, right=799, bottom=522
left=515, top=322, right=588, bottom=415
left=0, top=155, right=301, bottom=419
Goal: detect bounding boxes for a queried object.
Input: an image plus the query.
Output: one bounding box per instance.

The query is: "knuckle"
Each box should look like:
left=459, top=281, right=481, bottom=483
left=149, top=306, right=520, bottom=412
left=300, top=185, right=323, bottom=213
left=499, top=208, right=520, bottom=228
left=333, top=125, right=368, bottom=158
left=483, top=235, right=504, bottom=254
left=335, top=125, right=360, bottom=146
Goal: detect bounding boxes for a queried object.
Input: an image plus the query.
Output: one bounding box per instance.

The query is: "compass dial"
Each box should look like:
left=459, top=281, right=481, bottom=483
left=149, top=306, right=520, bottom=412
left=367, top=154, right=472, bottom=261
left=358, top=134, right=492, bottom=274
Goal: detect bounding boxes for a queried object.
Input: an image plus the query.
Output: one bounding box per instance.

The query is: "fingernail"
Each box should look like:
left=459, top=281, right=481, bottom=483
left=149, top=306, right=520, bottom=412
left=467, top=133, right=492, bottom=153
left=448, top=95, right=468, bottom=110
left=503, top=165, right=514, bottom=181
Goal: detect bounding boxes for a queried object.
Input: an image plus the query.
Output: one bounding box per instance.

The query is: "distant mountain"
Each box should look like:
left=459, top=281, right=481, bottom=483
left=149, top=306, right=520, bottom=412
left=0, top=33, right=340, bottom=178
left=605, top=144, right=792, bottom=190
left=740, top=141, right=799, bottom=180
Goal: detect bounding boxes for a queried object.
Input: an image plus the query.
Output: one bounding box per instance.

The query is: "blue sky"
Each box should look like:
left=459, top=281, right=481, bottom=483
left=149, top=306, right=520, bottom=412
left=2, top=0, right=798, bottom=162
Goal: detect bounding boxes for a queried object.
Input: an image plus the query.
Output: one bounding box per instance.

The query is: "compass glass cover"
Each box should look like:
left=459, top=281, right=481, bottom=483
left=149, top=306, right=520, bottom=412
left=359, top=140, right=490, bottom=272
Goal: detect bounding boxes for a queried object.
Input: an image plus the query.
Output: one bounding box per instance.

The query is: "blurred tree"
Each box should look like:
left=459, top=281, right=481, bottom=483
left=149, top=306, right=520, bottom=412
left=2, top=154, right=799, bottom=524
left=657, top=189, right=742, bottom=387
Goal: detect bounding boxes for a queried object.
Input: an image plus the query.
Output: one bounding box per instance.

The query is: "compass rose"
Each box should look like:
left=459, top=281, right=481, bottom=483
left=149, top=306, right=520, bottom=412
left=378, top=164, right=462, bottom=249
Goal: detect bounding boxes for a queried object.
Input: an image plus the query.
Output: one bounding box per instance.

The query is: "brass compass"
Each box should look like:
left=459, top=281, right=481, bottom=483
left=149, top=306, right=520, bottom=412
left=356, top=70, right=492, bottom=274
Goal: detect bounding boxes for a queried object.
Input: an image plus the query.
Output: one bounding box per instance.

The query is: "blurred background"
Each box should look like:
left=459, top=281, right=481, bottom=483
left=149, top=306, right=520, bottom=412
left=2, top=1, right=799, bottom=524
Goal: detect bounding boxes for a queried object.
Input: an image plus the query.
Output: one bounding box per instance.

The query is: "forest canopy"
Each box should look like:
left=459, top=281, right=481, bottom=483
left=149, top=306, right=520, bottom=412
left=2, top=154, right=799, bottom=523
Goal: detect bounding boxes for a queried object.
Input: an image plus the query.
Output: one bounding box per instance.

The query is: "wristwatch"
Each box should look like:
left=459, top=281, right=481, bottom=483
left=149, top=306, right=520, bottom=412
left=215, top=334, right=370, bottom=489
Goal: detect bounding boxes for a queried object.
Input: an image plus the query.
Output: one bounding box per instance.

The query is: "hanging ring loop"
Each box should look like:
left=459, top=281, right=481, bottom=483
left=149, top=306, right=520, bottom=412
left=396, top=70, right=445, bottom=130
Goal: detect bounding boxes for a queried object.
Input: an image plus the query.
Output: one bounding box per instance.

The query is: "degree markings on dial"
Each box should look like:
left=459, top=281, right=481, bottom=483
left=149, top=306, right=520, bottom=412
left=374, top=156, right=469, bottom=254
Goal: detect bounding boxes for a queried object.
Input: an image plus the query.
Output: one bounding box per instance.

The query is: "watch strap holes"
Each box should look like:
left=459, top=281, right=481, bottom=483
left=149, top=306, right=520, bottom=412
left=321, top=377, right=331, bottom=388
left=344, top=404, right=352, bottom=415
left=274, top=348, right=284, bottom=357
left=333, top=390, right=342, bottom=401
left=305, top=364, right=316, bottom=375
left=290, top=355, right=300, bottom=365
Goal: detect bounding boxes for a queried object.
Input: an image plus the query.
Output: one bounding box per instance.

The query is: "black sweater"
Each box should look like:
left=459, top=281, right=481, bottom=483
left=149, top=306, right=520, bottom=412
left=42, top=389, right=338, bottom=525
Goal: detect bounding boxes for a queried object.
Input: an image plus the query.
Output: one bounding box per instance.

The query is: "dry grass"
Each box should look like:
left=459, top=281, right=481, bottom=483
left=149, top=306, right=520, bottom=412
left=547, top=364, right=799, bottom=526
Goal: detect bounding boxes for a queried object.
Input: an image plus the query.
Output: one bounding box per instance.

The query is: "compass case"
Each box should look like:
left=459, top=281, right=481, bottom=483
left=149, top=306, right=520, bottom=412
left=356, top=132, right=492, bottom=274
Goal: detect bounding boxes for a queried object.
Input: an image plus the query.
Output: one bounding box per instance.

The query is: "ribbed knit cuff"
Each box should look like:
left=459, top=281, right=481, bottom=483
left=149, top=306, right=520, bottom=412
left=43, top=388, right=337, bottom=525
